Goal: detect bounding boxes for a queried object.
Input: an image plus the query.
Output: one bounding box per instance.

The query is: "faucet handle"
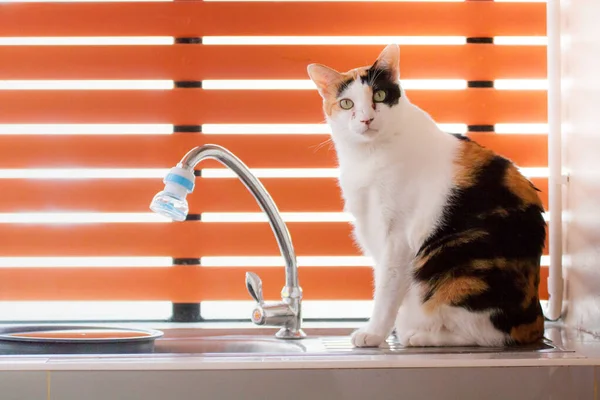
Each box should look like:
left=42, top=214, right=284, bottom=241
left=245, top=272, right=264, bottom=305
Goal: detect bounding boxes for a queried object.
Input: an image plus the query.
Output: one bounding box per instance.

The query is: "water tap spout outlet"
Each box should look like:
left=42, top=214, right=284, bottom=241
left=149, top=167, right=195, bottom=222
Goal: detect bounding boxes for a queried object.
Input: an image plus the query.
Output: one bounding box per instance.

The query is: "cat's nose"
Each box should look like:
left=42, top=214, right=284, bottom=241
left=361, top=118, right=374, bottom=126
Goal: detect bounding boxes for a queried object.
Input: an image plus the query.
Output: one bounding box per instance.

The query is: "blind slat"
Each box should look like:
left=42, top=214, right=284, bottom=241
left=0, top=224, right=550, bottom=257
left=0, top=90, right=548, bottom=123
left=0, top=132, right=548, bottom=169
left=0, top=133, right=547, bottom=168
left=0, top=223, right=357, bottom=257
left=0, top=266, right=549, bottom=302
left=0, top=178, right=549, bottom=214
left=0, top=45, right=547, bottom=80
left=0, top=2, right=545, bottom=37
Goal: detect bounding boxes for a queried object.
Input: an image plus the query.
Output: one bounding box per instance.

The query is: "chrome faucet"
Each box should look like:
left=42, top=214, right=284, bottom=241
left=149, top=144, right=305, bottom=339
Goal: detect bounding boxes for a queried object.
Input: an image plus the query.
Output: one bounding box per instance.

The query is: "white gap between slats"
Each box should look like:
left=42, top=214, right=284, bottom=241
left=0, top=0, right=547, bottom=2
left=0, top=255, right=550, bottom=268
left=0, top=123, right=547, bottom=135
left=0, top=167, right=548, bottom=179
left=0, top=210, right=550, bottom=224
left=201, top=167, right=549, bottom=178
left=0, top=36, right=547, bottom=46
left=0, top=79, right=547, bottom=91
left=0, top=302, right=172, bottom=321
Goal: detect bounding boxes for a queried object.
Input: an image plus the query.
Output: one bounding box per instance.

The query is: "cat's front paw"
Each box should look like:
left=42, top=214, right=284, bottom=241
left=351, top=327, right=386, bottom=348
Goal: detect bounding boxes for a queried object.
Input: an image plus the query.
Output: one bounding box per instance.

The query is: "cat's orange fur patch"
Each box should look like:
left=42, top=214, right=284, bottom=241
left=470, top=258, right=541, bottom=311
left=470, top=257, right=535, bottom=271
left=423, top=276, right=488, bottom=313
left=478, top=207, right=510, bottom=219
left=470, top=258, right=507, bottom=270
left=453, top=140, right=495, bottom=188
left=510, top=315, right=544, bottom=344
left=323, top=95, right=340, bottom=116
left=470, top=258, right=541, bottom=303
left=471, top=257, right=540, bottom=271
left=322, top=67, right=369, bottom=116
left=503, top=165, right=544, bottom=208
left=522, top=270, right=540, bottom=309
left=414, top=229, right=489, bottom=270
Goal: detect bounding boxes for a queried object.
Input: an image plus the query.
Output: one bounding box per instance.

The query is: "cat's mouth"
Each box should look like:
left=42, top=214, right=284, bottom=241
left=361, top=127, right=379, bottom=136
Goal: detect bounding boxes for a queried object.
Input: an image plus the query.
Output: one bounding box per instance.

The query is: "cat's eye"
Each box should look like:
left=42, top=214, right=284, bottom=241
left=339, top=99, right=354, bottom=110
left=373, top=90, right=386, bottom=103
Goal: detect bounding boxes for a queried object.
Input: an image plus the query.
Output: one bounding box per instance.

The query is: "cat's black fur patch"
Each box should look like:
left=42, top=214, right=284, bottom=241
left=490, top=298, right=543, bottom=341
left=416, top=205, right=545, bottom=283
left=337, top=77, right=355, bottom=98
left=336, top=66, right=401, bottom=106
left=451, top=133, right=469, bottom=141
left=360, top=67, right=401, bottom=106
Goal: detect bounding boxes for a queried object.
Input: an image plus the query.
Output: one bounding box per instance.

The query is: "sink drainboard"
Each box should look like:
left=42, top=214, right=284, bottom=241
left=318, top=336, right=572, bottom=355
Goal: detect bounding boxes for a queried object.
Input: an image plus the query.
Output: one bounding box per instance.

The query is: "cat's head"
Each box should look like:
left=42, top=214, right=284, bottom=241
left=307, top=44, right=405, bottom=143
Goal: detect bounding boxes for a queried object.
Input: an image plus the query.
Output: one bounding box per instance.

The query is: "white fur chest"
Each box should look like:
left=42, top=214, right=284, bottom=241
left=339, top=159, right=405, bottom=262
left=336, top=138, right=457, bottom=262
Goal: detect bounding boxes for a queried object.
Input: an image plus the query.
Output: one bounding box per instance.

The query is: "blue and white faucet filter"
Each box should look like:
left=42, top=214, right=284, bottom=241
left=149, top=166, right=195, bottom=221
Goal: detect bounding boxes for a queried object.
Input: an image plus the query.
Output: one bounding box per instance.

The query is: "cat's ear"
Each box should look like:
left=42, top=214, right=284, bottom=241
left=307, top=63, right=343, bottom=98
left=373, top=43, right=400, bottom=81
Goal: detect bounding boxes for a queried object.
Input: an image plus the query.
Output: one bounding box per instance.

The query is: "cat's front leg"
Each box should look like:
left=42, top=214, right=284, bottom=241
left=351, top=242, right=411, bottom=348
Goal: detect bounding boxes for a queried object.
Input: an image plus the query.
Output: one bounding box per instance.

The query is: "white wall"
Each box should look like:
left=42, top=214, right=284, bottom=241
left=561, top=0, right=600, bottom=333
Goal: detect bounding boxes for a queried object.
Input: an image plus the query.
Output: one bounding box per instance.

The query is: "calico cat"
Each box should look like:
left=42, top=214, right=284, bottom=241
left=307, top=44, right=546, bottom=347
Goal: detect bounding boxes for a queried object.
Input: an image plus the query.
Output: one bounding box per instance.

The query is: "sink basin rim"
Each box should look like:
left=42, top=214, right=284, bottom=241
left=0, top=325, right=164, bottom=344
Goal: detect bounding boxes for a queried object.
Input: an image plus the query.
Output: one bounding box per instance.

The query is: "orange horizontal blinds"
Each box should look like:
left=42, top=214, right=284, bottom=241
left=0, top=45, right=547, bottom=80
left=0, top=0, right=549, bottom=308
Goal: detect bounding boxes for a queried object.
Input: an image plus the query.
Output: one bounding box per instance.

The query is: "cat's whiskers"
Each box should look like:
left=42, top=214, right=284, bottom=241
left=311, top=137, right=333, bottom=153
left=369, top=68, right=385, bottom=88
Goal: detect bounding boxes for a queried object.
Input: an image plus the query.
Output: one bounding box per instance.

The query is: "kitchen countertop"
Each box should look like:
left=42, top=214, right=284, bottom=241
left=0, top=322, right=598, bottom=371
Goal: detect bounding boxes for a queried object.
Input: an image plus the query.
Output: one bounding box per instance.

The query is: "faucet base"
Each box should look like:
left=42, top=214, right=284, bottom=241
left=276, top=328, right=307, bottom=340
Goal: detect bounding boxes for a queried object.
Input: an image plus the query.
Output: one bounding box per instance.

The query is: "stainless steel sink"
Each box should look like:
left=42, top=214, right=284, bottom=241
left=0, top=326, right=573, bottom=358
left=153, top=336, right=307, bottom=355
left=150, top=327, right=571, bottom=357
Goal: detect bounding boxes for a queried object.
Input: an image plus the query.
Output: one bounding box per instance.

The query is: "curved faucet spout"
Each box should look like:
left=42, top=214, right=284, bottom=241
left=178, top=144, right=298, bottom=288
left=151, top=144, right=305, bottom=339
